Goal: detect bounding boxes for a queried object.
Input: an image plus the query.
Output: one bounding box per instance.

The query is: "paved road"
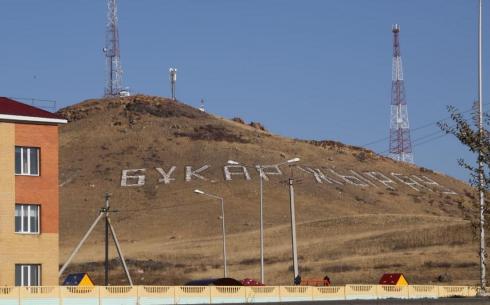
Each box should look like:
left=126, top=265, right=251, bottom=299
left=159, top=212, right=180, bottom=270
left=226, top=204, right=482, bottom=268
left=213, top=299, right=489, bottom=305
left=296, top=299, right=488, bottom=305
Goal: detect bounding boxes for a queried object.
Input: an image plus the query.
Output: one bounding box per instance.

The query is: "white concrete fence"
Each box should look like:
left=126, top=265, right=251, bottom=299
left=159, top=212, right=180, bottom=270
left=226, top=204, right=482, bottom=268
left=0, top=285, right=480, bottom=305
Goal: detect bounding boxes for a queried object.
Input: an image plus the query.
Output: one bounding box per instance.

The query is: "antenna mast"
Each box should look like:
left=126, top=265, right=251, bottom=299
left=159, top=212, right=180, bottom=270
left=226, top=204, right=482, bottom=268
left=103, top=0, right=124, bottom=97
left=169, top=68, right=177, bottom=100
left=199, top=98, right=205, bottom=112
left=389, top=24, right=414, bottom=163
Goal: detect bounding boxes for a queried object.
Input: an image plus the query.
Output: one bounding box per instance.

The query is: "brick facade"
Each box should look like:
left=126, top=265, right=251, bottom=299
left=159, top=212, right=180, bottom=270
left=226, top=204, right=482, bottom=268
left=0, top=121, right=62, bottom=286
left=15, top=124, right=59, bottom=234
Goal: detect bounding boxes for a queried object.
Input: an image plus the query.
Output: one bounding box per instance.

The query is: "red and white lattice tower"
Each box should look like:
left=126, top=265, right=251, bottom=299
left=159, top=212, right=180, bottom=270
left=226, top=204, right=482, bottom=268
left=389, top=24, right=413, bottom=163
left=103, top=0, right=124, bottom=97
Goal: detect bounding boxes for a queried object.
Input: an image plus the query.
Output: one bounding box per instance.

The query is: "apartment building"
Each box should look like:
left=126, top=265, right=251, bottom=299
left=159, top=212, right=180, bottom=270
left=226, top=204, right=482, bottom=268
left=0, top=97, right=66, bottom=286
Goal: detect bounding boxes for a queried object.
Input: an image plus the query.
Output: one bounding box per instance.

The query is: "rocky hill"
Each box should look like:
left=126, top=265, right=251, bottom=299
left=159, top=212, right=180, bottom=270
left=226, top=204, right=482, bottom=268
left=57, top=95, right=483, bottom=286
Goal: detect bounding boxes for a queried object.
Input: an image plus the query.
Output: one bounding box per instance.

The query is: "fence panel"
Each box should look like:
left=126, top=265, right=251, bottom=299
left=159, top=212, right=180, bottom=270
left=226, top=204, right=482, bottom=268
left=345, top=284, right=377, bottom=300
left=100, top=286, right=137, bottom=305
left=312, top=286, right=345, bottom=301
left=408, top=285, right=438, bottom=299
left=467, top=286, right=479, bottom=297
left=245, top=286, right=280, bottom=303
left=377, top=285, right=409, bottom=299
left=210, top=286, right=246, bottom=304
left=19, top=286, right=60, bottom=305
left=175, top=286, right=211, bottom=304
left=61, top=286, right=99, bottom=305
left=279, top=286, right=313, bottom=302
left=0, top=287, right=19, bottom=305
left=438, top=286, right=468, bottom=298
left=137, top=286, right=175, bottom=305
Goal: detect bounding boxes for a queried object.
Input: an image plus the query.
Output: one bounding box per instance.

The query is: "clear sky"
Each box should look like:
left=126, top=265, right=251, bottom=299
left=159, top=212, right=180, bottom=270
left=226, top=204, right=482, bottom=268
left=0, top=0, right=486, bottom=182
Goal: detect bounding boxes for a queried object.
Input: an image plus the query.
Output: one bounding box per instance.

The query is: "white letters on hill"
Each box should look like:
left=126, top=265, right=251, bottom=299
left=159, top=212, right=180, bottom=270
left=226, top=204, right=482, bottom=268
left=120, top=162, right=457, bottom=195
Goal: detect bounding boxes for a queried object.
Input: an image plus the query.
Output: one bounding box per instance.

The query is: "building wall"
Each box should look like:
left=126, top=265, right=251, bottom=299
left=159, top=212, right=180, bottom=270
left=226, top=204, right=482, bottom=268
left=0, top=122, right=16, bottom=286
left=0, top=122, right=59, bottom=286
left=15, top=124, right=59, bottom=234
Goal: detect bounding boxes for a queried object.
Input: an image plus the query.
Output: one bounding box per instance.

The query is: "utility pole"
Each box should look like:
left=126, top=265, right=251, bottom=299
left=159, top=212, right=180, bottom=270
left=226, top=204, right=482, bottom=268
left=227, top=158, right=299, bottom=284
left=220, top=197, right=228, bottom=278
left=288, top=178, right=300, bottom=285
left=104, top=192, right=110, bottom=286
left=259, top=169, right=264, bottom=283
left=477, top=0, right=487, bottom=294
left=59, top=193, right=133, bottom=286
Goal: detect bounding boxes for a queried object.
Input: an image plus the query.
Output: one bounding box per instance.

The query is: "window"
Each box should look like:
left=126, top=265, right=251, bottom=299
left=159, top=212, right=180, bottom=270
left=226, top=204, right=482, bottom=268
left=15, top=264, right=41, bottom=286
left=15, top=204, right=40, bottom=234
left=15, top=147, right=39, bottom=176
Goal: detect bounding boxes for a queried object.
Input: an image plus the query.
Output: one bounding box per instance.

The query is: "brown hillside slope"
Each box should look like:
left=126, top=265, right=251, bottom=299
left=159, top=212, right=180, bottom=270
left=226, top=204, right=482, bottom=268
left=58, top=95, right=483, bottom=286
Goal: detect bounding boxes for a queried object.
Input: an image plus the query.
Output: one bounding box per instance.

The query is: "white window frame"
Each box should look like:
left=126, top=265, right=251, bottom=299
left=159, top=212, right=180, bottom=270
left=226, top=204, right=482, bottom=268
left=15, top=146, right=40, bottom=176
left=15, top=204, right=40, bottom=234
left=15, top=264, right=41, bottom=286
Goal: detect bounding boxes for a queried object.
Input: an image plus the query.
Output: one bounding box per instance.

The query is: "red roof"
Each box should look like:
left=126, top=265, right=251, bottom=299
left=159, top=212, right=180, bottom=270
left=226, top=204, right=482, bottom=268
left=379, top=273, right=404, bottom=285
left=0, top=97, right=65, bottom=122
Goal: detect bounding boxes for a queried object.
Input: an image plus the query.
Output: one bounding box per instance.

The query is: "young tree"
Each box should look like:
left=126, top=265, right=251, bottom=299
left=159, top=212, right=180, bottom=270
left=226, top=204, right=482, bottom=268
left=439, top=103, right=489, bottom=292
left=439, top=105, right=490, bottom=187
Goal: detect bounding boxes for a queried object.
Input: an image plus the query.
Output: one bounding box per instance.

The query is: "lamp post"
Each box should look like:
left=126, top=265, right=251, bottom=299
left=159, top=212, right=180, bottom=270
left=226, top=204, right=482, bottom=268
left=194, top=189, right=228, bottom=278
left=288, top=177, right=300, bottom=285
left=227, top=157, right=300, bottom=284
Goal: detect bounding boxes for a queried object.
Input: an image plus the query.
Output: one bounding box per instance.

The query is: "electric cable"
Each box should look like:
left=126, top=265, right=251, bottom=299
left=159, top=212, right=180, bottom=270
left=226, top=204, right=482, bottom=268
left=361, top=103, right=488, bottom=148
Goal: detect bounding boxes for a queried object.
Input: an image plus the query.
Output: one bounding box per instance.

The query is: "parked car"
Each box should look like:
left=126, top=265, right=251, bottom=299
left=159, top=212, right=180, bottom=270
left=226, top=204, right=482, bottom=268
left=186, top=278, right=243, bottom=286
left=240, top=278, right=264, bottom=286
left=300, top=275, right=331, bottom=286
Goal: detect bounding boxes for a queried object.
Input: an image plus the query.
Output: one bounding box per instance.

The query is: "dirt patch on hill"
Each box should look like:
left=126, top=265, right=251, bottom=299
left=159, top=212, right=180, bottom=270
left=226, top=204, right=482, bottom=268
left=124, top=99, right=207, bottom=119
left=174, top=124, right=251, bottom=143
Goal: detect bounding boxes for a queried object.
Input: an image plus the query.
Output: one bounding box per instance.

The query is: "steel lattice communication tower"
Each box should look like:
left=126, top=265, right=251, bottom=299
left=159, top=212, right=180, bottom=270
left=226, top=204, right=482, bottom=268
left=389, top=24, right=413, bottom=163
left=103, top=0, right=124, bottom=97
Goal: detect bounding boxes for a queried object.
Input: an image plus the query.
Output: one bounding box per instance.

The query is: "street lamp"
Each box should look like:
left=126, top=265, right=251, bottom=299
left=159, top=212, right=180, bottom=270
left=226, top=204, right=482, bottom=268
left=194, top=189, right=228, bottom=278
left=288, top=176, right=300, bottom=285
left=226, top=157, right=300, bottom=284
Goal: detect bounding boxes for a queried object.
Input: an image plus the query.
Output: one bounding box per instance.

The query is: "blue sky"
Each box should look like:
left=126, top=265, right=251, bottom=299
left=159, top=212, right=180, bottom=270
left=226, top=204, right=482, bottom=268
left=0, top=0, right=485, bottom=182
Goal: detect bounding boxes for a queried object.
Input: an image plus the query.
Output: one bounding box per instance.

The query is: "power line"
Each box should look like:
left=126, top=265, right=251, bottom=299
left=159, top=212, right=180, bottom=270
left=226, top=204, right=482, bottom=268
left=412, top=133, right=448, bottom=148
left=7, top=96, right=57, bottom=111
left=117, top=202, right=205, bottom=213
left=411, top=130, right=445, bottom=145
left=8, top=96, right=56, bottom=103
left=362, top=103, right=487, bottom=148
left=378, top=130, right=449, bottom=155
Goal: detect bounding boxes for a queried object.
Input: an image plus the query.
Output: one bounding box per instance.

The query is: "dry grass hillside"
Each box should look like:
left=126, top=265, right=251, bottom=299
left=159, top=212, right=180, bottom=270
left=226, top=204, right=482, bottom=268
left=57, top=95, right=485, bottom=286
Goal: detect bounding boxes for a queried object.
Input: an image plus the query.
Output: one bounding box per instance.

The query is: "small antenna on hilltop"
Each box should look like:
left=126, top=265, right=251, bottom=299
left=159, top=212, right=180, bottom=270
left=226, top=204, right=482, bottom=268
left=199, top=98, right=205, bottom=112
left=169, top=68, right=177, bottom=100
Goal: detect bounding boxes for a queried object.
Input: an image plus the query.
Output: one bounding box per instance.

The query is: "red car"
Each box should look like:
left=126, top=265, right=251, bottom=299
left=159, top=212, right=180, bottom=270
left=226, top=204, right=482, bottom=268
left=241, top=278, right=265, bottom=286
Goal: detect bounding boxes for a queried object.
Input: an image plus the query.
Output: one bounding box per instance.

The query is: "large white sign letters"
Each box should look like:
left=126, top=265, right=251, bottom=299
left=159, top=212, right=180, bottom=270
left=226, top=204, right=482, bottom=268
left=120, top=162, right=457, bottom=195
